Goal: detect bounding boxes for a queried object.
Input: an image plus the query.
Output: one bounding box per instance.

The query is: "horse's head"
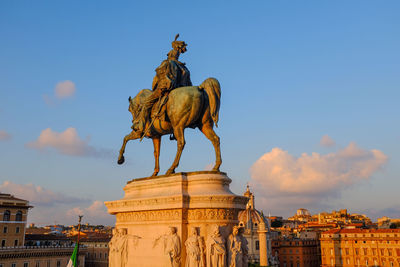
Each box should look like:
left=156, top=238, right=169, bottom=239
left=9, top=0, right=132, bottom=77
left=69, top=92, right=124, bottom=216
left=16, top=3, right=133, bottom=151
left=128, top=96, right=140, bottom=119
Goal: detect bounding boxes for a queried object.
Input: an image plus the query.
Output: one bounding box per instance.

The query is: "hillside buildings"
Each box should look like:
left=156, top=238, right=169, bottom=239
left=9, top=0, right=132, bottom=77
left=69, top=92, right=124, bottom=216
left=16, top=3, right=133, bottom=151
left=288, top=208, right=372, bottom=226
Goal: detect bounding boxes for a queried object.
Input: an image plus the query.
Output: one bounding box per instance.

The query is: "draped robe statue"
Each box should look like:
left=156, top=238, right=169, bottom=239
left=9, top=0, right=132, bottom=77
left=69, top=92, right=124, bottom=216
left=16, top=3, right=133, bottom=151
left=109, top=228, right=128, bottom=267
left=164, top=227, right=181, bottom=267
left=206, top=225, right=226, bottom=267
left=227, top=226, right=248, bottom=267
left=185, top=227, right=205, bottom=267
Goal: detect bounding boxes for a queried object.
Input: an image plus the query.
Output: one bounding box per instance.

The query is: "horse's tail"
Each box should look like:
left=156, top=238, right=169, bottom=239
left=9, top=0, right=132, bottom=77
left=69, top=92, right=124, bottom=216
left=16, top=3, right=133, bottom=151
left=199, top=78, right=221, bottom=127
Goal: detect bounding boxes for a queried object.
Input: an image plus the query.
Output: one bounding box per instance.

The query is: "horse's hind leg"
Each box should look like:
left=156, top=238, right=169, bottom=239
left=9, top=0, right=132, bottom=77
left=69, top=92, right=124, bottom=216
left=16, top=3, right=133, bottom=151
left=200, top=123, right=222, bottom=171
left=166, top=127, right=185, bottom=175
left=151, top=136, right=161, bottom=177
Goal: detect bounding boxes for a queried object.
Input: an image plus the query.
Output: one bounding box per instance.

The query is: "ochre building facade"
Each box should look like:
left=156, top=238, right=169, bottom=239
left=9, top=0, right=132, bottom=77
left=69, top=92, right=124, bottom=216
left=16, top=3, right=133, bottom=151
left=272, top=238, right=321, bottom=267
left=320, top=228, right=400, bottom=267
left=0, top=194, right=31, bottom=248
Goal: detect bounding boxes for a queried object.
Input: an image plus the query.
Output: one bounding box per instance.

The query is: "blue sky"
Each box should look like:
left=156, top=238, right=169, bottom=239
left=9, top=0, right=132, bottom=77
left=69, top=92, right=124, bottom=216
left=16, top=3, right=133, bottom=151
left=0, top=1, right=399, bottom=225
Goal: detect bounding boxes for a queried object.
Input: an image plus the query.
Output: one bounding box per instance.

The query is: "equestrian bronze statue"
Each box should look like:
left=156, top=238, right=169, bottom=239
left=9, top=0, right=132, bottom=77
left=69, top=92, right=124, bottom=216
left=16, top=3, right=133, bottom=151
left=117, top=35, right=222, bottom=176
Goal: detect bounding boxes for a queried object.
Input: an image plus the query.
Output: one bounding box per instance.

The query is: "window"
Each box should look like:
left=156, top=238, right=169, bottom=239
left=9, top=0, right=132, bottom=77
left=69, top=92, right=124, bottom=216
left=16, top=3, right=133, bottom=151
left=16, top=227, right=20, bottom=234
left=14, top=240, right=18, bottom=246
left=11, top=264, right=16, bottom=267
left=2, top=227, right=7, bottom=234
left=47, top=261, right=50, bottom=267
left=16, top=211, right=23, bottom=221
left=3, top=210, right=10, bottom=221
left=364, top=248, right=368, bottom=255
left=35, top=261, right=40, bottom=267
left=255, top=240, right=259, bottom=250
left=346, top=248, right=349, bottom=255
left=355, top=248, right=359, bottom=255
left=1, top=240, right=5, bottom=247
left=388, top=249, right=392, bottom=256
left=56, top=260, right=61, bottom=267
left=100, top=252, right=102, bottom=259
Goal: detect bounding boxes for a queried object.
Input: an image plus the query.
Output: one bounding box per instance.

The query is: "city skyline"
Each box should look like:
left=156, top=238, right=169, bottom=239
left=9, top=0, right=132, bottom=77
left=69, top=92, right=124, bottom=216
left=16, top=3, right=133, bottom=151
left=1, top=1, right=399, bottom=225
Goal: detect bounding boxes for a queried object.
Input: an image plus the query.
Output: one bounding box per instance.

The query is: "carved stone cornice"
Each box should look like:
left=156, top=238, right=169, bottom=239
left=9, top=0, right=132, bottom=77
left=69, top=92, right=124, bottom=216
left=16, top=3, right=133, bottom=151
left=115, top=208, right=240, bottom=224
left=105, top=172, right=247, bottom=215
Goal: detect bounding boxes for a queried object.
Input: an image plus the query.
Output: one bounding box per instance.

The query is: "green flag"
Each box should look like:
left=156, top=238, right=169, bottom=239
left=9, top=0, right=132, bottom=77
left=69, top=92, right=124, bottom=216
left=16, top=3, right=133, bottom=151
left=66, top=243, right=78, bottom=267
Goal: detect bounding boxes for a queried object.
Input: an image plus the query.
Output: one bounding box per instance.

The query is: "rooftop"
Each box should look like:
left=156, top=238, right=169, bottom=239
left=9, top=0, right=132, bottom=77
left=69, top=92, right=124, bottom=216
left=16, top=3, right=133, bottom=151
left=322, top=228, right=400, bottom=234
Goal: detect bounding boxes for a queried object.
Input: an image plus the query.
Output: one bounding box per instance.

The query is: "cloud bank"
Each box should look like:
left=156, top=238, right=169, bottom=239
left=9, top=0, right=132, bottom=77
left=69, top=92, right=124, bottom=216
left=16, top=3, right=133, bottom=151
left=250, top=142, right=388, bottom=216
left=0, top=181, right=85, bottom=206
left=67, top=201, right=114, bottom=225
left=26, top=127, right=111, bottom=157
left=0, top=181, right=113, bottom=225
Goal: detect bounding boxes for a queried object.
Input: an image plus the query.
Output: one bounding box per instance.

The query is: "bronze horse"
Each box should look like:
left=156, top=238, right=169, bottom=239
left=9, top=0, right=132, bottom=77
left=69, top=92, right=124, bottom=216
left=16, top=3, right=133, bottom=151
left=117, top=78, right=222, bottom=176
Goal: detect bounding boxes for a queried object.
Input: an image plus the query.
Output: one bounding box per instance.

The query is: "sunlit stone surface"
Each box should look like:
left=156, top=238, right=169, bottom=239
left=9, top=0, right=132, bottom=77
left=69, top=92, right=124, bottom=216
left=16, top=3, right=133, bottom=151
left=105, top=171, right=247, bottom=267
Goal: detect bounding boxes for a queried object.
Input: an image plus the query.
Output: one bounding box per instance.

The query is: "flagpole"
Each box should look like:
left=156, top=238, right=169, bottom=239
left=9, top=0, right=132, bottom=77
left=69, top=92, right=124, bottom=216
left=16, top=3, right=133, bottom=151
left=76, top=215, right=83, bottom=266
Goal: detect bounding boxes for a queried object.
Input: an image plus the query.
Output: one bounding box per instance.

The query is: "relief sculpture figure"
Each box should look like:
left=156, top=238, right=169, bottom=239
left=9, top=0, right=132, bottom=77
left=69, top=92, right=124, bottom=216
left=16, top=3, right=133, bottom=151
left=185, top=227, right=205, bottom=267
left=108, top=228, right=119, bottom=267
left=238, top=228, right=248, bottom=267
left=206, top=225, right=226, bottom=267
left=154, top=227, right=182, bottom=267
left=227, top=226, right=244, bottom=267
left=118, top=34, right=222, bottom=176
left=109, top=228, right=128, bottom=267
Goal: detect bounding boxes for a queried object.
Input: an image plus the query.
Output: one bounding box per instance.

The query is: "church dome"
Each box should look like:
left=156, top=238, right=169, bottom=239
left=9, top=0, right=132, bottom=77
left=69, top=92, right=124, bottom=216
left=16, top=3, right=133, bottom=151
left=238, top=185, right=267, bottom=230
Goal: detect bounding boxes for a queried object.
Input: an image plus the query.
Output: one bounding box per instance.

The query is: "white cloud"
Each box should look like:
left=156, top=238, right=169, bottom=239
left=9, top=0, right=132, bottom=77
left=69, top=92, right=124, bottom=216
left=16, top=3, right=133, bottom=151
left=55, top=80, right=76, bottom=99
left=43, top=80, right=76, bottom=106
left=320, top=135, right=335, bottom=147
left=0, top=181, right=86, bottom=206
left=250, top=142, right=388, bottom=216
left=67, top=200, right=114, bottom=225
left=0, top=130, right=11, bottom=141
left=26, top=127, right=110, bottom=157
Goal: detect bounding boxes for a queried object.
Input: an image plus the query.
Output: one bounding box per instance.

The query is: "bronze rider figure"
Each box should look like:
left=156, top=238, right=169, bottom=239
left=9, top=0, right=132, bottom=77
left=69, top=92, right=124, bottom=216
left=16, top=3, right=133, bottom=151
left=134, top=34, right=192, bottom=135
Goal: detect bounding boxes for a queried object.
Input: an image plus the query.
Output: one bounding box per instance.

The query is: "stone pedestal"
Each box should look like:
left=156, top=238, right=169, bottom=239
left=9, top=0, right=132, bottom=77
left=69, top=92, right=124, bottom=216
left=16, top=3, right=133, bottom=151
left=105, top=171, right=247, bottom=267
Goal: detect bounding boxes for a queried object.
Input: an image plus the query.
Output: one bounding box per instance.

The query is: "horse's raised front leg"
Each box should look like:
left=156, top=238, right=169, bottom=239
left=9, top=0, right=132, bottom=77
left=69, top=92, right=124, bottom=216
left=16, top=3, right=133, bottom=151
left=151, top=136, right=161, bottom=176
left=166, top=127, right=185, bottom=175
left=117, top=131, right=140, bottom=165
left=200, top=123, right=222, bottom=171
